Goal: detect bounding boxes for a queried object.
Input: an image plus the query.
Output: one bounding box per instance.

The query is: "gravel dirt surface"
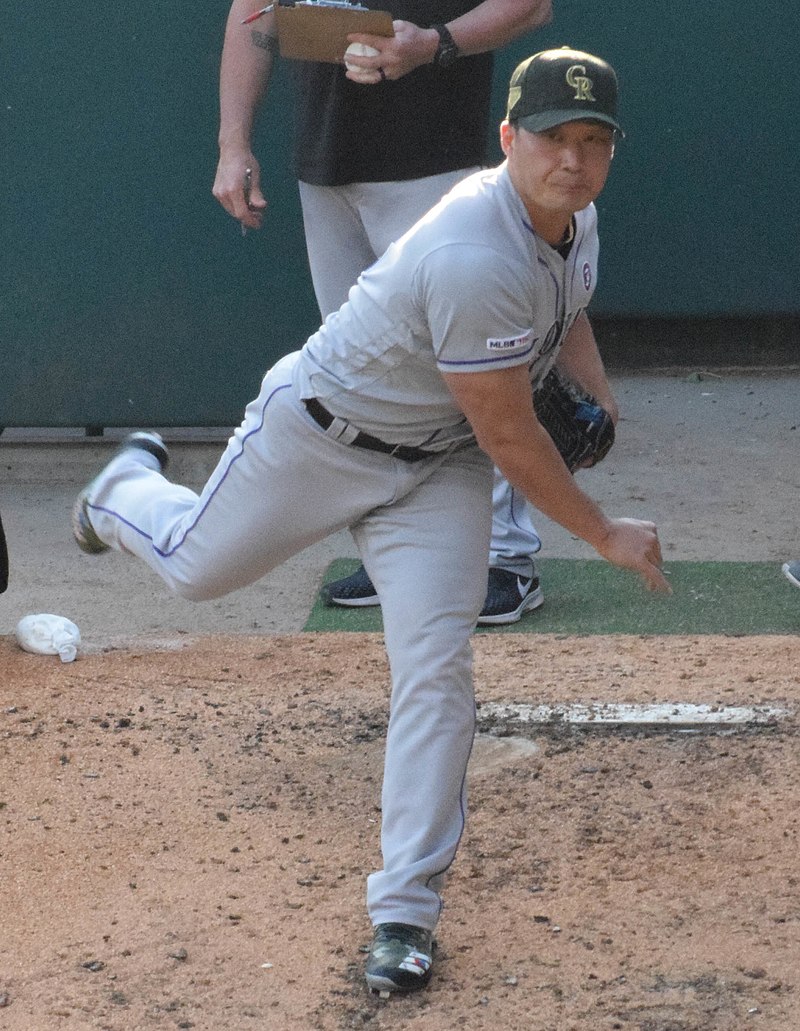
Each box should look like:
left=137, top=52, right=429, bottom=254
left=1, top=633, right=798, bottom=1031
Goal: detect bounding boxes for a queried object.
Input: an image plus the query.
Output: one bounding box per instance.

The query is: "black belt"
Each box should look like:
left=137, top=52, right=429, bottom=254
left=304, top=398, right=434, bottom=463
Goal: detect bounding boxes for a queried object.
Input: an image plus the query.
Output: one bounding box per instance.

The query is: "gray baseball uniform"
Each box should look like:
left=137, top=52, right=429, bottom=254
left=299, top=172, right=544, bottom=577
left=81, top=163, right=598, bottom=930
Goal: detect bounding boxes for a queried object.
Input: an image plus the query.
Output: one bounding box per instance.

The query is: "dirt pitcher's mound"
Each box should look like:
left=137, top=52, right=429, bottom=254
left=1, top=632, right=798, bottom=1031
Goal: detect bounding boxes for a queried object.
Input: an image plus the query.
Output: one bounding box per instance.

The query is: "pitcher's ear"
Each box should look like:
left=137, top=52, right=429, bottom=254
left=500, top=119, right=516, bottom=156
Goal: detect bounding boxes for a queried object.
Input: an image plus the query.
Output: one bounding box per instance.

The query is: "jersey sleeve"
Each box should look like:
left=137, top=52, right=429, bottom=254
left=413, top=243, right=537, bottom=374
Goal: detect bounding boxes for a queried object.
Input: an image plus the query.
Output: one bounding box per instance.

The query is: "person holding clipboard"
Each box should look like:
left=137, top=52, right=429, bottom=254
left=215, top=0, right=553, bottom=315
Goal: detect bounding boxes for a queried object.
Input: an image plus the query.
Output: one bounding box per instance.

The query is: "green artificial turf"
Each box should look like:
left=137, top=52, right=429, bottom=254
left=305, top=558, right=800, bottom=636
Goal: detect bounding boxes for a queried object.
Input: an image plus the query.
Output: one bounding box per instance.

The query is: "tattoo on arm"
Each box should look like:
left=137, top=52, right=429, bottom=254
left=251, top=30, right=278, bottom=53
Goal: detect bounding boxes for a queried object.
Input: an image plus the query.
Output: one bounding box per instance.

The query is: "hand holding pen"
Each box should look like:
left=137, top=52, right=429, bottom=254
left=239, top=164, right=267, bottom=237
left=241, top=168, right=253, bottom=236
left=211, top=151, right=267, bottom=234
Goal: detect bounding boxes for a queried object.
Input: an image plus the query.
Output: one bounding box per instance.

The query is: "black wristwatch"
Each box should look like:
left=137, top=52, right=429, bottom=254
left=431, top=23, right=460, bottom=69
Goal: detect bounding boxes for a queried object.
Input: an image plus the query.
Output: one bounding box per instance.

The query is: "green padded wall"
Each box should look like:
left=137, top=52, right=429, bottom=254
left=2, top=2, right=798, bottom=427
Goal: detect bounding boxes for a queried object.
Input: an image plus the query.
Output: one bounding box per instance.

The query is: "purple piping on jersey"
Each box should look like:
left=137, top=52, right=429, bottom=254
left=537, top=253, right=563, bottom=307
left=88, top=381, right=293, bottom=558
left=522, top=214, right=567, bottom=316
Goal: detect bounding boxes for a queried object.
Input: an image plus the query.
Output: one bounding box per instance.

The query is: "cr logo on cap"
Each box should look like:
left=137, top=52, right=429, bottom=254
left=565, top=65, right=596, bottom=102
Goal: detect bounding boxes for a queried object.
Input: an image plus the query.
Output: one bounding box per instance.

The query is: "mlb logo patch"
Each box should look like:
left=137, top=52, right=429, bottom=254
left=486, top=332, right=530, bottom=352
left=583, top=262, right=592, bottom=290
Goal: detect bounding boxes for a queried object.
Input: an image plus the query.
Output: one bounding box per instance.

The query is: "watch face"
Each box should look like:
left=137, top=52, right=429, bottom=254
left=435, top=25, right=459, bottom=68
left=438, top=43, right=457, bottom=67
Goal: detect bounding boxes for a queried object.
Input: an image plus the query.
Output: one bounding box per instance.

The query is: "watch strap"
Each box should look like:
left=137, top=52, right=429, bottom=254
left=431, top=23, right=460, bottom=68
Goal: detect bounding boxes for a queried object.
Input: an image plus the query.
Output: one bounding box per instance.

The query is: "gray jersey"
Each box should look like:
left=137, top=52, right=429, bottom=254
left=293, top=163, right=599, bottom=447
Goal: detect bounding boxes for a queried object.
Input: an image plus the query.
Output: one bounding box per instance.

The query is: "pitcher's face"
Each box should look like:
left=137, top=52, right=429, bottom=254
left=502, top=119, right=615, bottom=237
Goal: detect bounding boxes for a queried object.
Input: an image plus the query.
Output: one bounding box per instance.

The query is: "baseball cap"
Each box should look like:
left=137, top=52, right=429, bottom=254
left=506, top=47, right=624, bottom=136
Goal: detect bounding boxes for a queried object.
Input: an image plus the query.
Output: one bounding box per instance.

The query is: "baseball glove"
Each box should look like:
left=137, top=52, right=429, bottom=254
left=533, top=367, right=615, bottom=472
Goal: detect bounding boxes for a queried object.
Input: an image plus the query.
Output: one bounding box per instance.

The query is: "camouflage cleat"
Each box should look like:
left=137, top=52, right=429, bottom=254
left=71, top=432, right=168, bottom=555
left=365, top=922, right=433, bottom=995
left=72, top=495, right=110, bottom=554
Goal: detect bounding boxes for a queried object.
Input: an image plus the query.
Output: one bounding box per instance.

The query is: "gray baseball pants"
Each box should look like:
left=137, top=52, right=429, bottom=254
left=84, top=352, right=494, bottom=930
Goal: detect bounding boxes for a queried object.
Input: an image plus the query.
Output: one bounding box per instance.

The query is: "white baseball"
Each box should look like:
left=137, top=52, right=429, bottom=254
left=344, top=42, right=380, bottom=74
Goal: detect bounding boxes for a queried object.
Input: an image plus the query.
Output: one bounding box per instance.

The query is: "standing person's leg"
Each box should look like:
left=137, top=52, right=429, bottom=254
left=298, top=170, right=480, bottom=320
left=297, top=181, right=378, bottom=318
left=320, top=169, right=544, bottom=622
left=352, top=443, right=493, bottom=991
left=479, top=471, right=545, bottom=624
left=356, top=169, right=480, bottom=257
left=489, top=471, right=542, bottom=578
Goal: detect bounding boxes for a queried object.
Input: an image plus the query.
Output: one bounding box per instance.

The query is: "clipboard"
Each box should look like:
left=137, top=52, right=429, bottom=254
left=274, top=1, right=394, bottom=63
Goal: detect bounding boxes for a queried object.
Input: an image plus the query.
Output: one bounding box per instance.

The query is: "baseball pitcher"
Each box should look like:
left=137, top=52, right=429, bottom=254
left=72, top=48, right=669, bottom=996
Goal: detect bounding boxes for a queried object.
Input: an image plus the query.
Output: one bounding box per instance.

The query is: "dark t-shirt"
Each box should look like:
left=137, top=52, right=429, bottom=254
left=290, top=0, right=493, bottom=185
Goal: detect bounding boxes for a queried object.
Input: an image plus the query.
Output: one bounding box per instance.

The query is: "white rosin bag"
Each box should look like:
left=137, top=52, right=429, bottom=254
left=15, top=614, right=81, bottom=663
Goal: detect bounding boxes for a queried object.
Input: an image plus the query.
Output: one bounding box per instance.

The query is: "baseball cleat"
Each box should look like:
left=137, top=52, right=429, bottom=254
left=365, top=922, right=433, bottom=995
left=478, top=566, right=544, bottom=625
left=782, top=561, right=800, bottom=590
left=72, top=432, right=169, bottom=554
left=320, top=563, right=379, bottom=607
left=117, top=431, right=169, bottom=470
left=72, top=495, right=110, bottom=555
left=321, top=563, right=546, bottom=624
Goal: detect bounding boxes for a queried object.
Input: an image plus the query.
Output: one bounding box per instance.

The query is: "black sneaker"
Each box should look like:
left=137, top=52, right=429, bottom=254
left=478, top=565, right=544, bottom=625
left=365, top=922, right=433, bottom=995
left=320, top=564, right=379, bottom=607
left=782, top=561, right=800, bottom=590
left=72, top=432, right=169, bottom=554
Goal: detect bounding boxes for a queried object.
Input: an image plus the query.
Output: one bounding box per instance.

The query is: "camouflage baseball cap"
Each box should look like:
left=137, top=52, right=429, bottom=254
left=506, top=47, right=624, bottom=136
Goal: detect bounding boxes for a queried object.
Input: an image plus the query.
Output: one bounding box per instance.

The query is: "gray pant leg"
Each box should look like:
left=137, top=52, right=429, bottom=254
left=356, top=170, right=479, bottom=257
left=298, top=170, right=479, bottom=319
left=489, top=470, right=542, bottom=578
left=298, top=181, right=378, bottom=318
left=84, top=355, right=403, bottom=600
left=357, top=443, right=494, bottom=931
